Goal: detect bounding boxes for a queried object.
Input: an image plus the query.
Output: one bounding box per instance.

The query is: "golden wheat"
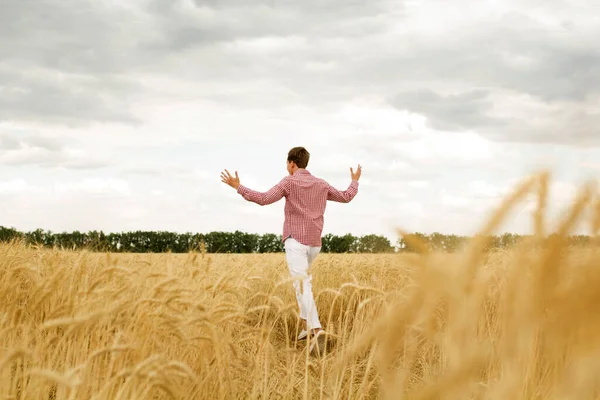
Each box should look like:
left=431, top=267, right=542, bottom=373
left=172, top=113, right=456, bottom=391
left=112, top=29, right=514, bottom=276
left=2, top=172, right=600, bottom=399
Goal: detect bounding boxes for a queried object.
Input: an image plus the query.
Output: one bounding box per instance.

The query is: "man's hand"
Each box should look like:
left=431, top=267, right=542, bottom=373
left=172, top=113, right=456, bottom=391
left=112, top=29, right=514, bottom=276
left=350, top=164, right=362, bottom=181
left=220, top=169, right=240, bottom=190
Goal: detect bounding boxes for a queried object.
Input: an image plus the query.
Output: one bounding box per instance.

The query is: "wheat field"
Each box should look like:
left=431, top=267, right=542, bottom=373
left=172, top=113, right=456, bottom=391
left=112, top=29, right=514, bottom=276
left=3, top=172, right=600, bottom=399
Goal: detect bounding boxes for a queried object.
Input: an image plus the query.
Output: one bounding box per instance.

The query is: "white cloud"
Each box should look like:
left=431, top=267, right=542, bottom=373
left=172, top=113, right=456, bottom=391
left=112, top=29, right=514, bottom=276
left=53, top=178, right=131, bottom=196
left=0, top=179, right=40, bottom=196
left=0, top=0, right=599, bottom=241
left=0, top=131, right=110, bottom=169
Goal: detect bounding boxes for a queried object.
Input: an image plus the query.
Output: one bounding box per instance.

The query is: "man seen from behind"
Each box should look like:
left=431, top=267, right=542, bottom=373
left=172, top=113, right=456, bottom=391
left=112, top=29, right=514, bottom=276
left=220, top=147, right=362, bottom=355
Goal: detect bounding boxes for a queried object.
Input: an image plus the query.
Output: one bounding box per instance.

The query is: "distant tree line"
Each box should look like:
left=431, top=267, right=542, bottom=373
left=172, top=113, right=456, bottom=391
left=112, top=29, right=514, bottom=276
left=397, top=232, right=596, bottom=253
left=0, top=226, right=595, bottom=254
left=0, top=226, right=394, bottom=253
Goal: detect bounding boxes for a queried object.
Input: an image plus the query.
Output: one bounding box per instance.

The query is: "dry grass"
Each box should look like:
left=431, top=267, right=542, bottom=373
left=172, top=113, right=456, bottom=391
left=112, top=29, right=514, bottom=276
left=2, top=171, right=600, bottom=399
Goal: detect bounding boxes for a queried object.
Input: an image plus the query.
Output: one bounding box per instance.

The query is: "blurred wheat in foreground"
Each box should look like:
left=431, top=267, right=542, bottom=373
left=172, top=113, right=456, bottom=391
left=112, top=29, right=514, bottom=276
left=2, top=172, right=600, bottom=400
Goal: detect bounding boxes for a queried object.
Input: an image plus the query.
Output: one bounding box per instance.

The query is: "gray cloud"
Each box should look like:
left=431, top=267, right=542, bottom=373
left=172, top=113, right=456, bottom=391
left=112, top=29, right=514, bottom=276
left=389, top=87, right=600, bottom=146
left=120, top=164, right=210, bottom=182
left=2, top=0, right=599, bottom=147
left=0, top=1, right=153, bottom=74
left=22, top=135, right=63, bottom=152
left=61, top=159, right=111, bottom=170
left=0, top=132, right=109, bottom=169
left=365, top=12, right=600, bottom=102
left=0, top=0, right=149, bottom=125
left=390, top=90, right=501, bottom=132
left=503, top=105, right=600, bottom=146
left=150, top=0, right=397, bottom=48
left=0, top=133, right=63, bottom=153
left=376, top=12, right=600, bottom=145
left=0, top=133, right=21, bottom=150
left=0, top=68, right=140, bottom=126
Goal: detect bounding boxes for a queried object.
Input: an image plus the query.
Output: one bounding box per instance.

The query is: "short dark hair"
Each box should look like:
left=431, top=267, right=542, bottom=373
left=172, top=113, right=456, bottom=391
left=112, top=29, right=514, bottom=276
left=287, top=147, right=310, bottom=169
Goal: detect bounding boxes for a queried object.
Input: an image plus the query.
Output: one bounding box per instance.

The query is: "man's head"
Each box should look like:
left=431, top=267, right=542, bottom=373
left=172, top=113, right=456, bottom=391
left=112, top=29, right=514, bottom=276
left=287, top=146, right=310, bottom=175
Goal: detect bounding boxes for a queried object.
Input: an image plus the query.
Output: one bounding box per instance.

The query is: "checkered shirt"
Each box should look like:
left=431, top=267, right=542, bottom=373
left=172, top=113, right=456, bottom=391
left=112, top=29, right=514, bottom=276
left=236, top=169, right=359, bottom=247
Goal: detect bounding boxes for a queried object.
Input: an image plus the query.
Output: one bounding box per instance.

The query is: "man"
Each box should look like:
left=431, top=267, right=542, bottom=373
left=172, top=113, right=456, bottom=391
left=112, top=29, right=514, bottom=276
left=220, top=146, right=361, bottom=354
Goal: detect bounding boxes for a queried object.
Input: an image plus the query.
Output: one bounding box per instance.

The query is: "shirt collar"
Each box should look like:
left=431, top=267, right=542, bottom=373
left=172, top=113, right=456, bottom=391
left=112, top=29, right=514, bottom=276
left=293, top=169, right=310, bottom=175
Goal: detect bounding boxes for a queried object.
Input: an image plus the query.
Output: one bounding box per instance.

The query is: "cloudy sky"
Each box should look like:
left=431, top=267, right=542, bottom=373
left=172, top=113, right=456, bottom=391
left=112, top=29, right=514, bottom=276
left=1, top=0, right=599, bottom=241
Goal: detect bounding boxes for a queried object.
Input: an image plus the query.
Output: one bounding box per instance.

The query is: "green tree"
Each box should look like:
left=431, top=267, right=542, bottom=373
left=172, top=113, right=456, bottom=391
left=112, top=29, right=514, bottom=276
left=24, top=228, right=46, bottom=246
left=231, top=231, right=259, bottom=253
left=498, top=232, right=519, bottom=249
left=397, top=232, right=430, bottom=253
left=326, top=233, right=357, bottom=253
left=87, top=230, right=108, bottom=252
left=204, top=231, right=233, bottom=253
left=3, top=227, right=597, bottom=254
left=428, top=232, right=446, bottom=252
left=321, top=233, right=334, bottom=253
left=0, top=226, right=22, bottom=242
left=258, top=233, right=284, bottom=253
left=444, top=234, right=468, bottom=252
left=356, top=234, right=393, bottom=253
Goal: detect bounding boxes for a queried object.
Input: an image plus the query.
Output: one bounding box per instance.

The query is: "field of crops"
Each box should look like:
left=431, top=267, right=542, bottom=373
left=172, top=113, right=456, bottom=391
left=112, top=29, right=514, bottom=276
left=3, top=173, right=600, bottom=399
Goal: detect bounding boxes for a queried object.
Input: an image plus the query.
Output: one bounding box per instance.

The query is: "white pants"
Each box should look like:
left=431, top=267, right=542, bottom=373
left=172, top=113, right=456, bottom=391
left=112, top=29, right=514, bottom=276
left=284, top=237, right=322, bottom=330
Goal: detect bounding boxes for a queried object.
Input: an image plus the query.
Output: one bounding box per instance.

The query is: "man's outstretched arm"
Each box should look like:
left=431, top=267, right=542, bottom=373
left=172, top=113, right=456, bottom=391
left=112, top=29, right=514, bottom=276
left=327, top=164, right=362, bottom=203
left=238, top=181, right=288, bottom=206
left=220, top=169, right=289, bottom=206
left=327, top=181, right=359, bottom=203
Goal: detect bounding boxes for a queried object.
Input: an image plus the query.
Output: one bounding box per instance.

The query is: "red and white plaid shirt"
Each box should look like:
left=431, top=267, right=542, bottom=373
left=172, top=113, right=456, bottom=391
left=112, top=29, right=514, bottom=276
left=237, top=169, right=359, bottom=247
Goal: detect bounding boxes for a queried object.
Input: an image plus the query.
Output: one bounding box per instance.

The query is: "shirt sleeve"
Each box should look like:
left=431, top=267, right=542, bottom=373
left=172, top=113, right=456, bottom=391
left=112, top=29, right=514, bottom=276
left=237, top=177, right=290, bottom=206
left=327, top=180, right=359, bottom=203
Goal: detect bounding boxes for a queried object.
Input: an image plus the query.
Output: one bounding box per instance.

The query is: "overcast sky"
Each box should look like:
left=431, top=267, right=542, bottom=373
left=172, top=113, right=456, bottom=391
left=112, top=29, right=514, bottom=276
left=1, top=0, right=599, bottom=241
